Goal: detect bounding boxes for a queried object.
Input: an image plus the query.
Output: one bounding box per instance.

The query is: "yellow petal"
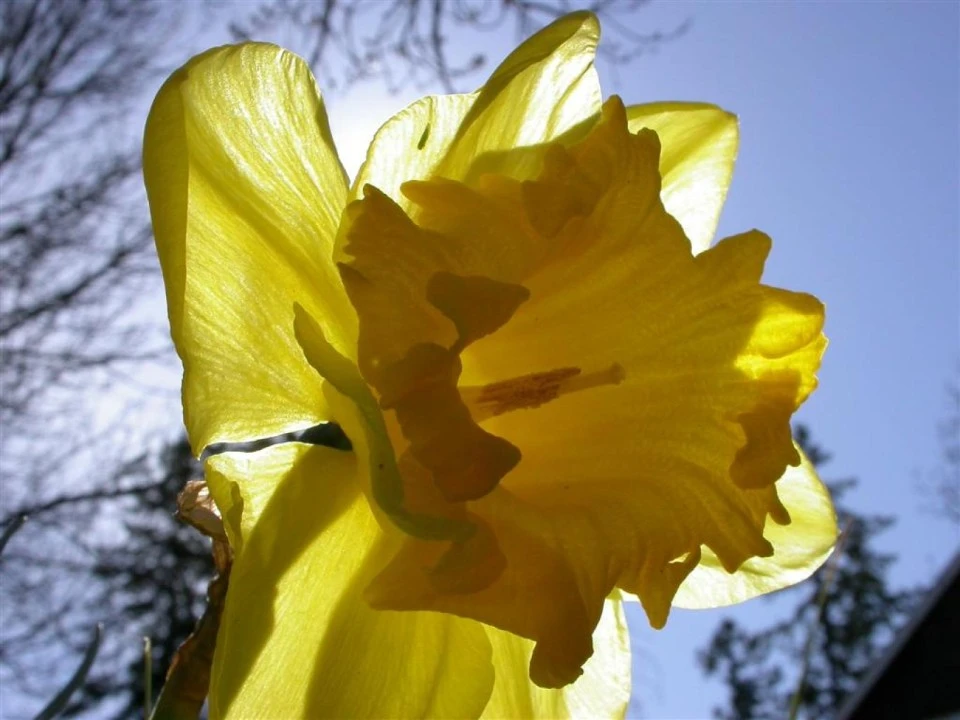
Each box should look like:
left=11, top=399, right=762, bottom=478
left=627, top=102, right=738, bottom=254
left=205, top=443, right=494, bottom=719
left=349, top=10, right=601, bottom=217
left=480, top=598, right=631, bottom=719
left=350, top=92, right=477, bottom=207
left=673, top=448, right=838, bottom=608
left=144, top=44, right=355, bottom=453
left=436, top=11, right=601, bottom=182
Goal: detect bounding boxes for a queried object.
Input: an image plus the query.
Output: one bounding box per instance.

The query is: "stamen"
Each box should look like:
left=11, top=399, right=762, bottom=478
left=462, top=362, right=625, bottom=422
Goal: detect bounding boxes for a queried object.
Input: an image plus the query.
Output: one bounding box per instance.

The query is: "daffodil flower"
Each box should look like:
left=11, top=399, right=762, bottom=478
left=144, top=12, right=836, bottom=719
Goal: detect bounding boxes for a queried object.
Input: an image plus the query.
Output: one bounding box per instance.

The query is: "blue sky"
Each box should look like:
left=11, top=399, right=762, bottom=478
left=194, top=3, right=959, bottom=717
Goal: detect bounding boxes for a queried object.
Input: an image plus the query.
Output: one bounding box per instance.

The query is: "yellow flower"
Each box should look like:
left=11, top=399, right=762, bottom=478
left=143, top=12, right=836, bottom=719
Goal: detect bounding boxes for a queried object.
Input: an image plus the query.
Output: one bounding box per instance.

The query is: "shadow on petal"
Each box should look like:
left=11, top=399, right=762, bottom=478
left=304, top=527, right=495, bottom=719
left=206, top=445, right=362, bottom=718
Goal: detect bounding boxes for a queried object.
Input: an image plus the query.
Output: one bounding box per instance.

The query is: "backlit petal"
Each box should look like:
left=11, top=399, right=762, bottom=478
left=205, top=443, right=494, bottom=719
left=350, top=10, right=601, bottom=215
left=144, top=44, right=354, bottom=453
left=627, top=103, right=738, bottom=254
left=480, top=598, right=631, bottom=719
left=350, top=92, right=477, bottom=208
left=434, top=11, right=601, bottom=182
left=673, top=448, right=838, bottom=608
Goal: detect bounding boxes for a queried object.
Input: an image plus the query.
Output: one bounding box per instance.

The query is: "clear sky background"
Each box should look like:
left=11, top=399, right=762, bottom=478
left=180, top=3, right=959, bottom=718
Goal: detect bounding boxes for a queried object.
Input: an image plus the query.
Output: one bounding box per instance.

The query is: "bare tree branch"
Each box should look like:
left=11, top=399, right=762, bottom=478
left=1, top=480, right=164, bottom=526
left=232, top=0, right=688, bottom=94
left=0, top=2, right=185, bottom=715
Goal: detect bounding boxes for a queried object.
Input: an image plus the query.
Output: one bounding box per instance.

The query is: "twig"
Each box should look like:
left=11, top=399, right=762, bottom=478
left=143, top=636, right=153, bottom=718
left=0, top=514, right=27, bottom=555
left=1, top=480, right=164, bottom=526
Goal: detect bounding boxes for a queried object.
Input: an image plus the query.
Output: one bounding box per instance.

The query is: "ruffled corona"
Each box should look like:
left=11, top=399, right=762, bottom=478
left=325, top=98, right=828, bottom=688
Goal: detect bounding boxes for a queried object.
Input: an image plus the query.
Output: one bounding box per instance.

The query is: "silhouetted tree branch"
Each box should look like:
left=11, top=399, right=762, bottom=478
left=0, top=0, right=185, bottom=714
left=0, top=0, right=170, bottom=429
